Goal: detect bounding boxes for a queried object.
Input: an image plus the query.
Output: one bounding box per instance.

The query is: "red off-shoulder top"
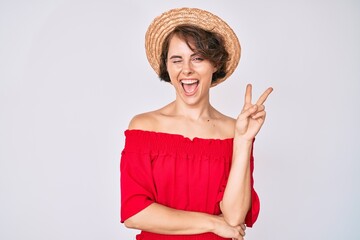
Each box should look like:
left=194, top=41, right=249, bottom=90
left=120, top=130, right=260, bottom=240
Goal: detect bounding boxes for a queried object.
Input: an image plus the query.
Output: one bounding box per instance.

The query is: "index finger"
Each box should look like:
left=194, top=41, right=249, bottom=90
left=244, top=84, right=252, bottom=104
left=256, top=87, right=273, bottom=105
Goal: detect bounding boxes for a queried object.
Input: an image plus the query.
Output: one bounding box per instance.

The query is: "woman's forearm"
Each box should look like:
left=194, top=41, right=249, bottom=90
left=124, top=203, right=245, bottom=238
left=220, top=137, right=252, bottom=226
left=124, top=202, right=217, bottom=235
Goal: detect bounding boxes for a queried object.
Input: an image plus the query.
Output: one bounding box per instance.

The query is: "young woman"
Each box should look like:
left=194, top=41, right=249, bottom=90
left=120, top=8, right=273, bottom=240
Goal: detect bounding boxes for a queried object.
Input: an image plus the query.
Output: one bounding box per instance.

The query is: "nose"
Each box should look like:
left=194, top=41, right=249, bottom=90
left=182, top=60, right=193, bottom=75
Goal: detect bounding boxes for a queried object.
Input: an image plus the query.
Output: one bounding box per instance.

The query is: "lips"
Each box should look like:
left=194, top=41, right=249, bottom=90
left=180, top=79, right=199, bottom=95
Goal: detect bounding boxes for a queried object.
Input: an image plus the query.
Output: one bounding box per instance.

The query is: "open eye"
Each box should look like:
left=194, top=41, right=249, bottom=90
left=193, top=57, right=203, bottom=62
left=192, top=54, right=204, bottom=62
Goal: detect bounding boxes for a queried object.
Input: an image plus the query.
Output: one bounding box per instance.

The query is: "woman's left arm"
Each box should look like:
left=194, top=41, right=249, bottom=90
left=220, top=84, right=273, bottom=227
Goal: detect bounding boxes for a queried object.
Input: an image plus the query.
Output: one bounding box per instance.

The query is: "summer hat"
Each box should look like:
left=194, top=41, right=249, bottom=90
left=145, top=7, right=241, bottom=86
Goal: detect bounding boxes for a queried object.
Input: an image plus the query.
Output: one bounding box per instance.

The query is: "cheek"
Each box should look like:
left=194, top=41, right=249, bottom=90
left=167, top=64, right=181, bottom=78
left=199, top=66, right=215, bottom=78
left=166, top=66, right=176, bottom=84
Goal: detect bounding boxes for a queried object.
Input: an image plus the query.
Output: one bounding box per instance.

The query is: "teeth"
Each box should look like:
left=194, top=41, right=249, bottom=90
left=181, top=79, right=198, bottom=84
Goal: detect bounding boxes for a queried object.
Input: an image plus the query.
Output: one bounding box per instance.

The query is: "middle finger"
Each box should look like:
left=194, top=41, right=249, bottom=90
left=256, top=87, right=273, bottom=106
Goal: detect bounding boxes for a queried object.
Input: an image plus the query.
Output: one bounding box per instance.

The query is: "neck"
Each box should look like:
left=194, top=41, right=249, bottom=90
left=171, top=98, right=214, bottom=121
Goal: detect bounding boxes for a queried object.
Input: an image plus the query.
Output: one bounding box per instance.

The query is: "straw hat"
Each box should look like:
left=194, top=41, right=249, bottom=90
left=145, top=7, right=241, bottom=86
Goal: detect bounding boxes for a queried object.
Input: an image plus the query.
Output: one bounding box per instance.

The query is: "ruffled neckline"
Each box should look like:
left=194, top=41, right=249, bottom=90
left=123, top=129, right=234, bottom=157
left=125, top=129, right=234, bottom=142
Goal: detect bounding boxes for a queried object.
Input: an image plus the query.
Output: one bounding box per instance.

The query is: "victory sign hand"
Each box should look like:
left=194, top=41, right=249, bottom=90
left=235, top=84, right=273, bottom=141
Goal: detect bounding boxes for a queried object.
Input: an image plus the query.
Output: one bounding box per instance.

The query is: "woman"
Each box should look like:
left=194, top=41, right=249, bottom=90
left=120, top=7, right=273, bottom=240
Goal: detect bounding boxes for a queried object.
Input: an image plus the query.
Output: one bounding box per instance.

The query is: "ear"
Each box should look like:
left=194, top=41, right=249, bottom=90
left=212, top=65, right=218, bottom=73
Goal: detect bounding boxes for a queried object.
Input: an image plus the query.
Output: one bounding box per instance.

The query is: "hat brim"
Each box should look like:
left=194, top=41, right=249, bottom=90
left=145, top=7, right=241, bottom=86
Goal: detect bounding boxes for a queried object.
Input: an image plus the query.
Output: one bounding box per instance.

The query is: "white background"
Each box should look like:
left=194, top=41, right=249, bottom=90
left=1, top=0, right=359, bottom=239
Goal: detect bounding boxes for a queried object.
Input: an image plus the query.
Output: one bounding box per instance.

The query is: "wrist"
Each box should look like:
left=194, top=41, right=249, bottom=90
left=190, top=211, right=219, bottom=234
left=208, top=215, right=220, bottom=233
left=233, top=136, right=253, bottom=147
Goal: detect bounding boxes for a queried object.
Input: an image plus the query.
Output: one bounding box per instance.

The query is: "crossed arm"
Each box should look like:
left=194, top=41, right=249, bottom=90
left=124, top=203, right=246, bottom=239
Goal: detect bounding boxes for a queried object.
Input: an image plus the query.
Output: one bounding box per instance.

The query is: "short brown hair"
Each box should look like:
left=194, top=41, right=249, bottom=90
left=159, top=24, right=229, bottom=84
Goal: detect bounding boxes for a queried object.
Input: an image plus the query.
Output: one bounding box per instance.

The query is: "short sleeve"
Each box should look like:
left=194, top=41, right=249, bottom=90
left=120, top=138, right=156, bottom=223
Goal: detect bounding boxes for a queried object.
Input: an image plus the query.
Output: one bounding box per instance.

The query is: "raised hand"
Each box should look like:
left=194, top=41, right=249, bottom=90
left=235, top=84, right=273, bottom=141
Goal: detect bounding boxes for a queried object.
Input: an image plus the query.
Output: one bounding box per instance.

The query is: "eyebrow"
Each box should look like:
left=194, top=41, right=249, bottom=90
left=169, top=53, right=201, bottom=60
left=169, top=55, right=182, bottom=60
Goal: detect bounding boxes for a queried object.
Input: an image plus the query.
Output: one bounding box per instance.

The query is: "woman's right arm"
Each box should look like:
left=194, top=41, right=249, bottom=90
left=124, top=202, right=245, bottom=239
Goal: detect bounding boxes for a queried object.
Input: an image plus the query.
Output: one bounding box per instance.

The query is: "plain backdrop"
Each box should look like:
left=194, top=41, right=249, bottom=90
left=1, top=0, right=359, bottom=239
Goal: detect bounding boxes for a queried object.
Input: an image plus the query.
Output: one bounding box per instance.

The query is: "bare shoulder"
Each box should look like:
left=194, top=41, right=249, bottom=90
left=223, top=115, right=236, bottom=127
left=219, top=113, right=237, bottom=137
left=129, top=107, right=171, bottom=131
left=211, top=108, right=237, bottom=138
left=128, top=111, right=157, bottom=130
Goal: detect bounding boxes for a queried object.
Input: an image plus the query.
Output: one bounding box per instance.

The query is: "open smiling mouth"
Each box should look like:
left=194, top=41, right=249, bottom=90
left=181, top=79, right=199, bottom=95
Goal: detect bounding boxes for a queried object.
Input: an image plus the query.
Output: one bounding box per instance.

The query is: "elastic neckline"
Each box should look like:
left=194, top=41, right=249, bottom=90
left=125, top=129, right=234, bottom=142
